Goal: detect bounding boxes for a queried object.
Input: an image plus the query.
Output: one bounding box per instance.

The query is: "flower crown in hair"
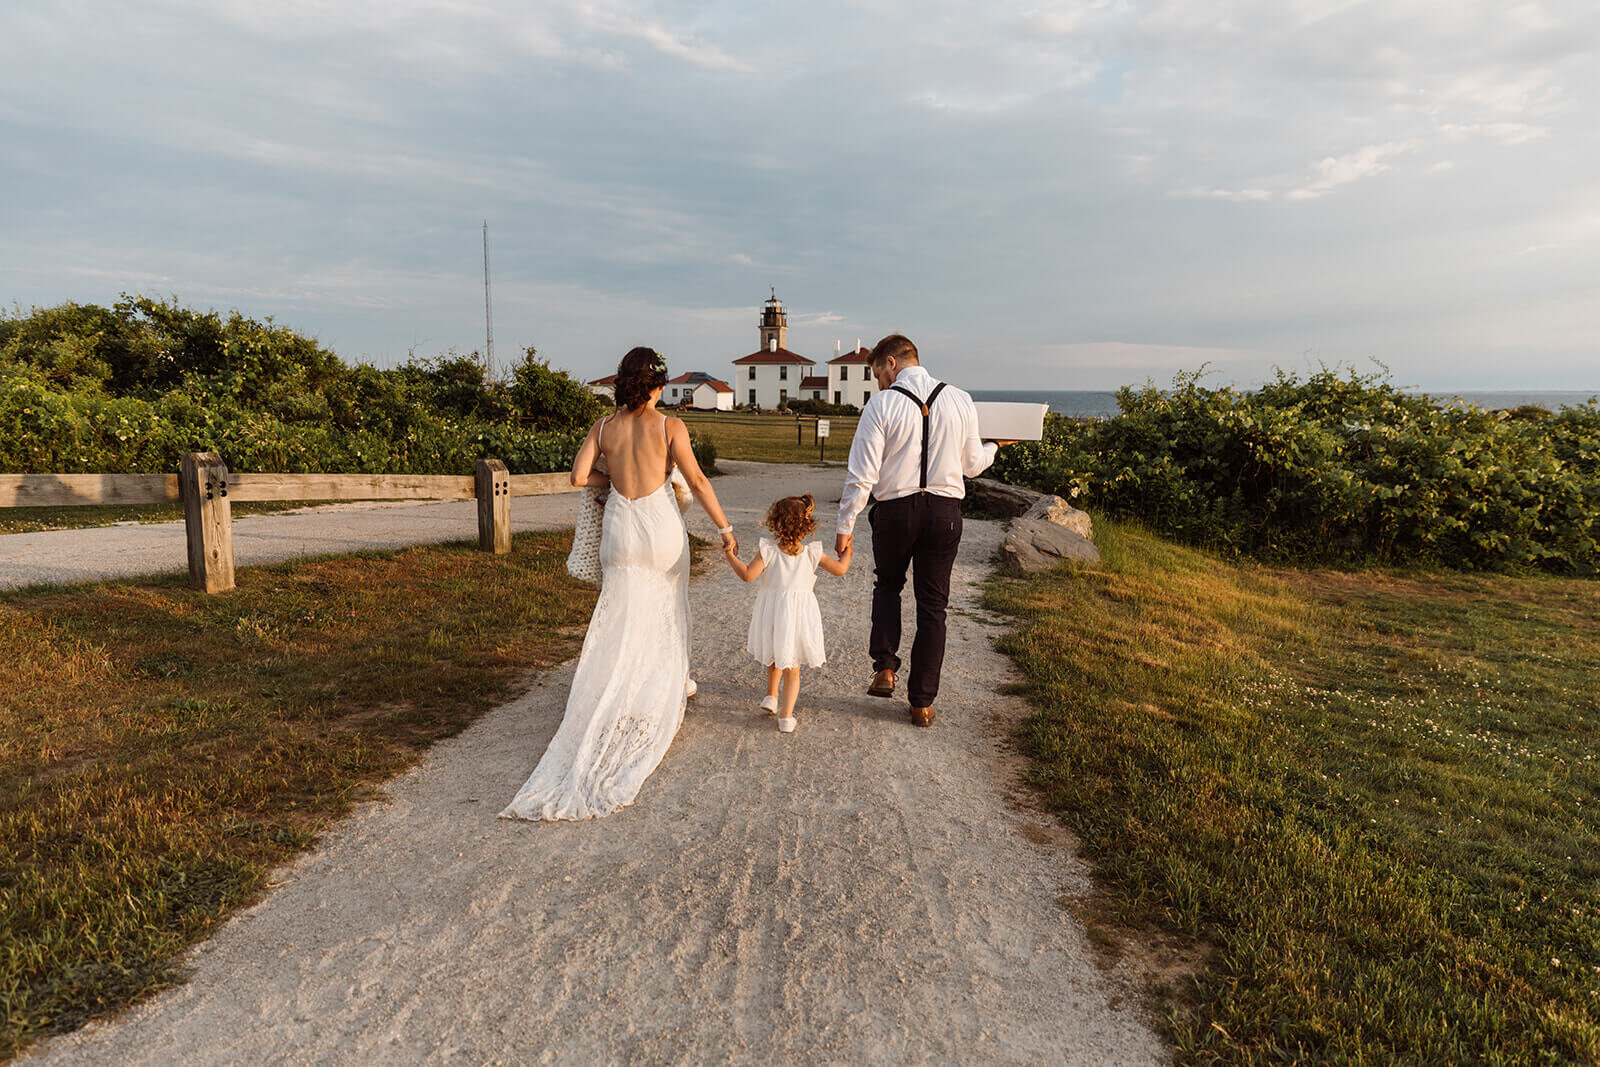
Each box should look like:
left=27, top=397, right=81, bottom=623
left=651, top=352, right=667, bottom=373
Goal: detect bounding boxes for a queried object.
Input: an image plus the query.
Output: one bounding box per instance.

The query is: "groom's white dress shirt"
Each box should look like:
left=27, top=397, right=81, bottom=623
left=836, top=365, right=997, bottom=537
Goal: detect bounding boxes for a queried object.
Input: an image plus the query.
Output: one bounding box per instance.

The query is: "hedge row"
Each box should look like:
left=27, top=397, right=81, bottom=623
left=0, top=297, right=604, bottom=476
left=989, top=369, right=1600, bottom=573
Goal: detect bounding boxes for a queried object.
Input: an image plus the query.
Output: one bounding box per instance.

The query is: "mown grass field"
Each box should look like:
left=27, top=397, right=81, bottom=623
left=988, top=520, right=1600, bottom=1063
left=677, top=411, right=858, bottom=465
left=0, top=533, right=598, bottom=1059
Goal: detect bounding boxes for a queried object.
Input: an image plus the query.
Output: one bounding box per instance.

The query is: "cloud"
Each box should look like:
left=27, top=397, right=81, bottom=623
left=1, top=0, right=1596, bottom=389
left=1439, top=122, right=1549, bottom=145
left=571, top=2, right=753, bottom=73
left=1170, top=186, right=1274, bottom=202
left=1286, top=141, right=1418, bottom=200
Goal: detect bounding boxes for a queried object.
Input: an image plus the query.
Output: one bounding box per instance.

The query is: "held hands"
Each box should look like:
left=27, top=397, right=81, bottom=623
left=818, top=535, right=852, bottom=577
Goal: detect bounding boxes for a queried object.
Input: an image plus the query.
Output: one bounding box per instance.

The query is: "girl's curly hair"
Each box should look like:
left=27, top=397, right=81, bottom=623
left=763, top=494, right=816, bottom=556
left=614, top=346, right=668, bottom=410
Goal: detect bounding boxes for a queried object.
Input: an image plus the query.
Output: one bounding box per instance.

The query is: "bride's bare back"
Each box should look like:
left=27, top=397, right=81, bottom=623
left=569, top=371, right=735, bottom=549
left=594, top=407, right=674, bottom=500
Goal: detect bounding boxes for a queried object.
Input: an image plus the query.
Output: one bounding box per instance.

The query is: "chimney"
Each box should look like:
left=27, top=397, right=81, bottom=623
left=855, top=337, right=862, bottom=353
left=769, top=337, right=777, bottom=352
left=835, top=339, right=841, bottom=354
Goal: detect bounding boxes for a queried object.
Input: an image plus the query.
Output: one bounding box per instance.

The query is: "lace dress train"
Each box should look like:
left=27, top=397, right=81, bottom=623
left=499, top=479, right=691, bottom=821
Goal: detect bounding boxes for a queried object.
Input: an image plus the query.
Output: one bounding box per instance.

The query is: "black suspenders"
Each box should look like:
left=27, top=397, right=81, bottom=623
left=889, top=381, right=947, bottom=490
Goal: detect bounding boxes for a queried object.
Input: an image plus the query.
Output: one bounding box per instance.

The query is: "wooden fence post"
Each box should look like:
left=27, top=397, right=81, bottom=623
left=179, top=452, right=234, bottom=593
left=475, top=459, right=511, bottom=554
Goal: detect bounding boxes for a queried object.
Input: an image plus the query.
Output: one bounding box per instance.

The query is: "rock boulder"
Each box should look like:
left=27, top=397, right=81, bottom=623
left=1021, top=494, right=1093, bottom=541
left=1001, top=518, right=1101, bottom=572
left=965, top=478, right=1042, bottom=518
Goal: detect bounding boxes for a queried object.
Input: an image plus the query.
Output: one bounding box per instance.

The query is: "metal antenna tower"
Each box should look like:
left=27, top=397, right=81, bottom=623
left=482, top=219, right=495, bottom=378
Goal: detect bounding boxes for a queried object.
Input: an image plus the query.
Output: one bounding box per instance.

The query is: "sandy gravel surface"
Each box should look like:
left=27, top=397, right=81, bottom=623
left=0, top=497, right=583, bottom=590
left=21, top=461, right=1165, bottom=1065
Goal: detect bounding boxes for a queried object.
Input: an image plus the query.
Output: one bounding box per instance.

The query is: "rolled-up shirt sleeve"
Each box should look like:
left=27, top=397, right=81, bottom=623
left=961, top=395, right=998, bottom=478
left=837, top=398, right=884, bottom=536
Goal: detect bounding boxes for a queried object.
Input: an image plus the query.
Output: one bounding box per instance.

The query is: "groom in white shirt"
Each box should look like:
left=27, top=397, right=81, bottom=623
left=835, top=335, right=1002, bottom=728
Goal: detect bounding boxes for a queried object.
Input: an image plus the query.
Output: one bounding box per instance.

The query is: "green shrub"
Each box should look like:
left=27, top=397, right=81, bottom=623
left=690, top=433, right=718, bottom=475
left=504, top=347, right=609, bottom=433
left=0, top=299, right=589, bottom=477
left=990, top=368, right=1600, bottom=573
left=783, top=398, right=859, bottom=416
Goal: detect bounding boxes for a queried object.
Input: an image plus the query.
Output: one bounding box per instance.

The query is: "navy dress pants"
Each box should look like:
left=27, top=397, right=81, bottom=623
left=868, top=494, right=963, bottom=708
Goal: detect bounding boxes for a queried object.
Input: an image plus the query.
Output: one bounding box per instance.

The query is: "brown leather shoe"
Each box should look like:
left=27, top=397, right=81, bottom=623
left=909, top=705, right=935, bottom=728
left=867, top=668, right=896, bottom=698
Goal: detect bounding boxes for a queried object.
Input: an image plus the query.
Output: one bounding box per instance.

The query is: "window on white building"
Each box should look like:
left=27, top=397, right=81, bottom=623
left=748, top=367, right=755, bottom=380
left=748, top=388, right=756, bottom=404
left=834, top=391, right=842, bottom=404
left=779, top=366, right=788, bottom=380
left=779, top=389, right=788, bottom=402
left=862, top=367, right=871, bottom=380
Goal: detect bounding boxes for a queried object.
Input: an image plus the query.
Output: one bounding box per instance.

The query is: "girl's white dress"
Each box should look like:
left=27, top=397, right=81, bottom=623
left=747, top=538, right=826, bottom=669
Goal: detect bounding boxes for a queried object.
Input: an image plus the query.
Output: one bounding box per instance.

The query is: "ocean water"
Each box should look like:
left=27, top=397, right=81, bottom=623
left=969, top=390, right=1122, bottom=418
left=971, top=389, right=1599, bottom=419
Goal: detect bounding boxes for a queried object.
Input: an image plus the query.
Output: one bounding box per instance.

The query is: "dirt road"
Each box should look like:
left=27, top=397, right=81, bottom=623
left=21, top=462, right=1164, bottom=1065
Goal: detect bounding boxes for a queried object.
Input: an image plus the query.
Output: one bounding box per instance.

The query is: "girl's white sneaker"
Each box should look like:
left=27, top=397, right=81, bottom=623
left=760, top=695, right=779, bottom=715
left=777, top=716, right=797, bottom=733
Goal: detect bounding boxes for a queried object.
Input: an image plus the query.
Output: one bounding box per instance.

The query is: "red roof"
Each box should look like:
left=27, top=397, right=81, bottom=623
left=588, top=373, right=617, bottom=385
left=732, top=347, right=816, bottom=366
left=799, top=376, right=828, bottom=390
left=827, top=347, right=872, bottom=365
left=702, top=379, right=734, bottom=394
left=666, top=371, right=696, bottom=384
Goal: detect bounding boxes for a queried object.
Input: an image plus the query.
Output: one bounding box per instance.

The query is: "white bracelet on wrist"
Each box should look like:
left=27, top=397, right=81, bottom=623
left=717, top=525, right=734, bottom=535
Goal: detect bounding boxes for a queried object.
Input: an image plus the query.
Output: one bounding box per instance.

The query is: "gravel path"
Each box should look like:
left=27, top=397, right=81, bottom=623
left=18, top=461, right=1165, bottom=1065
left=0, top=496, right=583, bottom=591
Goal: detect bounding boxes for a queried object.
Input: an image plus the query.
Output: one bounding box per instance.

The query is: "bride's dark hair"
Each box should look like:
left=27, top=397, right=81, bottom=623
left=613, top=347, right=668, bottom=410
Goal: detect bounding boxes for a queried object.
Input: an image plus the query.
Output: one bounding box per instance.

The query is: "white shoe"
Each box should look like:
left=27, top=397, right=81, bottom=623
left=777, top=716, right=797, bottom=733
left=760, top=695, right=779, bottom=715
left=685, top=678, right=698, bottom=699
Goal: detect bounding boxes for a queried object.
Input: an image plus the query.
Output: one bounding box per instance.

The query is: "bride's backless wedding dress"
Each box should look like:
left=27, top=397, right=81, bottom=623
left=500, top=421, right=690, bottom=821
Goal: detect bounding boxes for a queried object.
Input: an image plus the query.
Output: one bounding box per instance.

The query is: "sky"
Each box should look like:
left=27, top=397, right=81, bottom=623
left=2, top=1, right=1597, bottom=391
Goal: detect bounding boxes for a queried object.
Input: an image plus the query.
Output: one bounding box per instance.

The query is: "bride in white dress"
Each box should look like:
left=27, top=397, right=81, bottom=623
left=500, top=348, right=737, bottom=821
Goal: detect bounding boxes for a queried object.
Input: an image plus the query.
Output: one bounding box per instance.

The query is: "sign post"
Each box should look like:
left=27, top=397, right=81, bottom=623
left=816, top=419, right=830, bottom=462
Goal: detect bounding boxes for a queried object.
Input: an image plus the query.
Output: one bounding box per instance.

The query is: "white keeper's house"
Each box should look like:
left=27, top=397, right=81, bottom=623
left=587, top=371, right=732, bottom=410
left=665, top=371, right=735, bottom=410
left=731, top=291, right=818, bottom=409
left=826, top=339, right=876, bottom=408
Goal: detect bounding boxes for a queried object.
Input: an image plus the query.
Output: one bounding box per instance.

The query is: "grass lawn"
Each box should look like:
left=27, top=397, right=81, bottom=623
left=1, top=501, right=330, bottom=535
left=0, top=532, right=598, bottom=1059
left=987, top=521, right=1600, bottom=1062
left=677, top=411, right=858, bottom=464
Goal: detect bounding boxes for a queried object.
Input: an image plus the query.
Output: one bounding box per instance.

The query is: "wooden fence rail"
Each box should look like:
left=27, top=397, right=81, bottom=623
left=0, top=454, right=575, bottom=594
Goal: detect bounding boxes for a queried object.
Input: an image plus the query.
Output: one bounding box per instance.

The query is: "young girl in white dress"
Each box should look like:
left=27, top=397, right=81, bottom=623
left=723, top=494, right=851, bottom=733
